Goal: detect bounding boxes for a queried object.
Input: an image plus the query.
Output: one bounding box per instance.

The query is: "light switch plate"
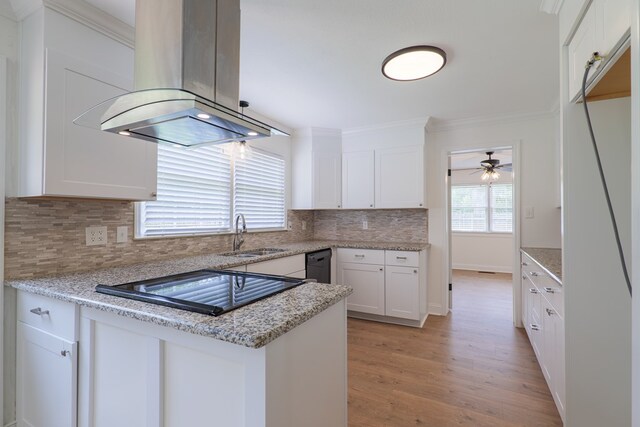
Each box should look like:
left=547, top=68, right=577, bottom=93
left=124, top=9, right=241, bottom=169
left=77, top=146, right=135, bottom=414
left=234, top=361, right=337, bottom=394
left=525, top=207, right=535, bottom=219
left=301, top=221, right=307, bottom=231
left=117, top=226, right=128, bottom=243
left=362, top=220, right=368, bottom=230
left=86, top=226, right=107, bottom=246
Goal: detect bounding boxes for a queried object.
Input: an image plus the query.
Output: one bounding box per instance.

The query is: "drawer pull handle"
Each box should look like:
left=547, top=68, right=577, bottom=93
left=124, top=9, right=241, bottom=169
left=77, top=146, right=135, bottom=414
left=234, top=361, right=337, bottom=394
left=530, top=272, right=539, bottom=277
left=379, top=268, right=384, bottom=272
left=543, top=287, right=555, bottom=294
left=354, top=255, right=365, bottom=258
left=60, top=350, right=70, bottom=357
left=522, top=262, right=529, bottom=266
left=529, top=288, right=538, bottom=294
left=413, top=270, right=418, bottom=274
left=546, top=308, right=555, bottom=316
left=530, top=324, right=540, bottom=331
left=30, top=307, right=50, bottom=316
left=396, top=256, right=407, bottom=260
left=522, top=275, right=527, bottom=280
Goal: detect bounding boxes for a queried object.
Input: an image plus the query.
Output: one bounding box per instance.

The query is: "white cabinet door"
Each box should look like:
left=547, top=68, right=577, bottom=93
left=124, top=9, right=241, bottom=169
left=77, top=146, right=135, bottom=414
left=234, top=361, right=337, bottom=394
left=568, top=4, right=598, bottom=100
left=384, top=266, right=420, bottom=320
left=17, top=322, right=77, bottom=427
left=342, top=150, right=374, bottom=209
left=375, top=145, right=424, bottom=208
left=521, top=273, right=530, bottom=329
left=598, top=0, right=630, bottom=56
left=313, top=151, right=342, bottom=209
left=43, top=49, right=157, bottom=200
left=340, top=263, right=385, bottom=315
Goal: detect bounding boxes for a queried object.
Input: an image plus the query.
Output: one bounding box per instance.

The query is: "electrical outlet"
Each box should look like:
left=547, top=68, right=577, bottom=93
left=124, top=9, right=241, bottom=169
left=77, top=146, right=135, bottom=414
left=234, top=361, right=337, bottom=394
left=362, top=220, right=368, bottom=230
left=301, top=221, right=307, bottom=231
left=117, top=226, right=128, bottom=243
left=86, top=226, right=107, bottom=246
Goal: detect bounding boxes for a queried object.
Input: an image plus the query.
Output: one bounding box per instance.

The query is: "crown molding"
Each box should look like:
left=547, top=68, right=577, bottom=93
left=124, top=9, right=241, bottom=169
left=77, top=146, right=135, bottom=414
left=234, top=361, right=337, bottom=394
left=428, top=109, right=559, bottom=133
left=342, top=117, right=430, bottom=135
left=10, top=0, right=134, bottom=48
left=539, top=0, right=564, bottom=15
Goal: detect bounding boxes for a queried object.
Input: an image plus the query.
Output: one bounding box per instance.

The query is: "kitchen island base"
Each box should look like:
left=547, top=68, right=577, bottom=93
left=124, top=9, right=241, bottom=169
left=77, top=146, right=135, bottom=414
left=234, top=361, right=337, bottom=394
left=78, top=300, right=347, bottom=427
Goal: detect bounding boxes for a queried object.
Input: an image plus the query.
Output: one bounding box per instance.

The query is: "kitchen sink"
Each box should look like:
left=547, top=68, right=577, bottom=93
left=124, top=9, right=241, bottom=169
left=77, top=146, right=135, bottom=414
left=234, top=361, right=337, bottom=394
left=220, top=248, right=288, bottom=258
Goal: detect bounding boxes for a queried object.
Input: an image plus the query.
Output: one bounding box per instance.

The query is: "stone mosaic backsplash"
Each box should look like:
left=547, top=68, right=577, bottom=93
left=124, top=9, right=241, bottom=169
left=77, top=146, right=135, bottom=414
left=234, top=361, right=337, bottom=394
left=4, top=198, right=428, bottom=279
left=313, top=209, right=428, bottom=243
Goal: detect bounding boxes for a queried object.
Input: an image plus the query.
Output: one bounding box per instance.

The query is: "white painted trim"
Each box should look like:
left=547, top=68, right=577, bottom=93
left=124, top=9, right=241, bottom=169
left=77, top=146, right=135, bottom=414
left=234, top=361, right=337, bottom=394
left=342, top=117, right=429, bottom=135
left=451, top=232, right=513, bottom=239
left=10, top=0, right=134, bottom=48
left=430, top=109, right=557, bottom=133
left=452, top=264, right=512, bottom=274
left=428, top=303, right=442, bottom=315
left=441, top=139, right=522, bottom=324
left=539, top=0, right=564, bottom=15
left=3, top=422, right=16, bottom=427
left=0, top=55, right=6, bottom=427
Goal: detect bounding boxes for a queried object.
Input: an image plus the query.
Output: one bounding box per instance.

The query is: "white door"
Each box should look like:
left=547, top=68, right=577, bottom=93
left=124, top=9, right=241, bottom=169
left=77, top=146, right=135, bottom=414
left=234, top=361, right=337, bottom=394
left=17, top=323, right=77, bottom=427
left=342, top=150, right=374, bottom=209
left=375, top=145, right=424, bottom=208
left=385, top=266, right=420, bottom=320
left=340, top=263, right=385, bottom=315
left=313, top=151, right=342, bottom=209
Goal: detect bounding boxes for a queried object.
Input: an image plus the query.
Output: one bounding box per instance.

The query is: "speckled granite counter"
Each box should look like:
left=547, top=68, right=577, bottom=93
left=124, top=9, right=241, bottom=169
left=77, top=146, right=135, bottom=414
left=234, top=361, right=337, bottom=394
left=521, top=247, right=562, bottom=284
left=5, top=240, right=428, bottom=348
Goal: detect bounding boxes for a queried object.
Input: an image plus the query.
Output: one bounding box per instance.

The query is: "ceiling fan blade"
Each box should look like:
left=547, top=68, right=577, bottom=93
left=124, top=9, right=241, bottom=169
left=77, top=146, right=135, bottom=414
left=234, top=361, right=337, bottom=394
left=470, top=169, right=484, bottom=175
left=496, top=163, right=512, bottom=168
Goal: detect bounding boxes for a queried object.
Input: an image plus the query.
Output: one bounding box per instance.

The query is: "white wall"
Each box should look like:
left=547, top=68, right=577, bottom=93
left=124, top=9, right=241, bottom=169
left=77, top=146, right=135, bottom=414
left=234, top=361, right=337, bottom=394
left=426, top=113, right=561, bottom=315
left=450, top=169, right=514, bottom=273
left=563, top=96, right=631, bottom=426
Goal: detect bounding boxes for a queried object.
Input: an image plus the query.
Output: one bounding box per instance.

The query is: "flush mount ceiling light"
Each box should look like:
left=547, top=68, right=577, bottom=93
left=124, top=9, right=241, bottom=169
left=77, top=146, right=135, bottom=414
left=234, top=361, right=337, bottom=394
left=382, top=46, right=447, bottom=81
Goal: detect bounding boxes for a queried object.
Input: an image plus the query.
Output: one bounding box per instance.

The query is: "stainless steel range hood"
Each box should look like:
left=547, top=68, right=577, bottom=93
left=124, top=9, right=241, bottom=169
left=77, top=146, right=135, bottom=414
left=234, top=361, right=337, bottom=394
left=74, top=0, right=287, bottom=147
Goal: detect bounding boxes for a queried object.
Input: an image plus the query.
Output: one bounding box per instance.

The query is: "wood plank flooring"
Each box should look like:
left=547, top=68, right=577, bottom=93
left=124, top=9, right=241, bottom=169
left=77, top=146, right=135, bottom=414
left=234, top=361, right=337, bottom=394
left=347, top=270, right=562, bottom=427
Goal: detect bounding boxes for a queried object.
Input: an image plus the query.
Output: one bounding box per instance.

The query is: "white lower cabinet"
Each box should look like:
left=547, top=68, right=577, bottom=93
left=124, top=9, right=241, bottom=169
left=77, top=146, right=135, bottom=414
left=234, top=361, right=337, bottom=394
left=384, top=266, right=420, bottom=320
left=340, top=263, right=385, bottom=315
left=337, top=248, right=427, bottom=326
left=521, top=252, right=565, bottom=422
left=16, top=290, right=79, bottom=427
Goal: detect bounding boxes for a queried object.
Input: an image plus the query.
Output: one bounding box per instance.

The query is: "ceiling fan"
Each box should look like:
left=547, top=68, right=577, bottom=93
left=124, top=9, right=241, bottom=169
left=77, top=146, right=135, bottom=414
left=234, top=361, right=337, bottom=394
left=455, top=151, right=512, bottom=181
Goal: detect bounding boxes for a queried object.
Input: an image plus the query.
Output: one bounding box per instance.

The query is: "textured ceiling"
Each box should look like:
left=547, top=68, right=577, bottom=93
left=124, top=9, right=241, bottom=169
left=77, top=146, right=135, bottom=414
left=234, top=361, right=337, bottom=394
left=86, top=0, right=559, bottom=130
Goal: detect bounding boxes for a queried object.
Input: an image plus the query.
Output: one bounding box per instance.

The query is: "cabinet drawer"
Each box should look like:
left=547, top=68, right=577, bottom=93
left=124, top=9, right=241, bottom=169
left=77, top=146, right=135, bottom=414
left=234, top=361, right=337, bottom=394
left=539, top=276, right=564, bottom=318
left=385, top=250, right=419, bottom=267
left=18, top=291, right=78, bottom=341
left=246, top=254, right=305, bottom=276
left=521, top=253, right=544, bottom=277
left=337, top=248, right=384, bottom=265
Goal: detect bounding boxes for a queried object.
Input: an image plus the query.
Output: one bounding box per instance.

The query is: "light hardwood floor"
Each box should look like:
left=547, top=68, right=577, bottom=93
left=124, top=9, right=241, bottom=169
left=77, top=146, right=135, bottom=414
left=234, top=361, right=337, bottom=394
left=347, top=269, right=562, bottom=427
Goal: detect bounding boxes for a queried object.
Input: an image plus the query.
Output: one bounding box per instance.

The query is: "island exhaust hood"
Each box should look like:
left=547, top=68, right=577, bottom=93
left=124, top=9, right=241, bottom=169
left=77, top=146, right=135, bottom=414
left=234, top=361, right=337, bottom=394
left=74, top=0, right=287, bottom=147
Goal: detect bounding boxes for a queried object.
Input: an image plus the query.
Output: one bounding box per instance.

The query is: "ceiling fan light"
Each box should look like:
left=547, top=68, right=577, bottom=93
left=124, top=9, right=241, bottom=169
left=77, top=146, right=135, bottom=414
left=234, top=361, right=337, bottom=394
left=382, top=46, right=446, bottom=81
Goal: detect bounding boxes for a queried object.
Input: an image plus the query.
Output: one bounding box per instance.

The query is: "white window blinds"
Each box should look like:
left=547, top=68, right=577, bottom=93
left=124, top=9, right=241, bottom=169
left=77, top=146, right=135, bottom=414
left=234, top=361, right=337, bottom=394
left=234, top=148, right=286, bottom=230
left=490, top=184, right=513, bottom=232
left=451, top=185, right=488, bottom=232
left=138, top=144, right=232, bottom=236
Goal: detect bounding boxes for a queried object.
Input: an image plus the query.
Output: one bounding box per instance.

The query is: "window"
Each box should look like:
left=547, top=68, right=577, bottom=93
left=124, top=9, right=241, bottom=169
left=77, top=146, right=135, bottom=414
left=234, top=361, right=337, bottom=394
left=137, top=143, right=286, bottom=237
left=451, top=183, right=512, bottom=233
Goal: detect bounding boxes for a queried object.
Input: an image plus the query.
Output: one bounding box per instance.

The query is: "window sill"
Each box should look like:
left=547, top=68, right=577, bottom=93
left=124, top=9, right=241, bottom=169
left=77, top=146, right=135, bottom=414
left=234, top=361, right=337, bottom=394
left=134, top=227, right=289, bottom=241
left=452, top=232, right=513, bottom=238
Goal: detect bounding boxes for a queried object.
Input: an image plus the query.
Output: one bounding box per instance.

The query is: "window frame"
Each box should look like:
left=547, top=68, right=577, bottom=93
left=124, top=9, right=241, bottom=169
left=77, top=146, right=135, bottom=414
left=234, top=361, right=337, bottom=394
left=134, top=143, right=288, bottom=239
left=451, top=182, right=513, bottom=235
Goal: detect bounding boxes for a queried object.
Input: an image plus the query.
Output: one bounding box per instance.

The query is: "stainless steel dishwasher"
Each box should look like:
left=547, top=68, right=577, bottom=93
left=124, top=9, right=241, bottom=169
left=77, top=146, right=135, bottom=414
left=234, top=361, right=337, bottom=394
left=305, top=249, right=332, bottom=284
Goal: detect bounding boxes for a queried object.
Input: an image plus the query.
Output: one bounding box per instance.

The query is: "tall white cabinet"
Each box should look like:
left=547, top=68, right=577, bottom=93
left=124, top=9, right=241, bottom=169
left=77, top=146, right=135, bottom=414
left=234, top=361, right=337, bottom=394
left=16, top=6, right=157, bottom=200
left=341, top=151, right=374, bottom=209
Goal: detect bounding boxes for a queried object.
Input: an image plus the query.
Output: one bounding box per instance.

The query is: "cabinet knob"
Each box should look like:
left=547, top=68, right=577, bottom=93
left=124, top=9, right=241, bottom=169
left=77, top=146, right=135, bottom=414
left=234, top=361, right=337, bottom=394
left=370, top=204, right=373, bottom=207
left=413, top=270, right=417, bottom=274
left=151, top=192, right=157, bottom=197
left=337, top=205, right=341, bottom=208
left=60, top=350, right=70, bottom=357
left=522, top=275, right=527, bottom=280
left=379, top=268, right=383, bottom=271
left=30, top=307, right=50, bottom=316
left=419, top=203, right=423, bottom=207
left=522, top=262, right=529, bottom=266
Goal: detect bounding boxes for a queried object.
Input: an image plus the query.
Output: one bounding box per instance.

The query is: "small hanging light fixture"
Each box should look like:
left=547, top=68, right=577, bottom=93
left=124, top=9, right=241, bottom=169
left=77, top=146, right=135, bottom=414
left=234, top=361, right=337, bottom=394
left=481, top=168, right=500, bottom=181
left=382, top=45, right=447, bottom=81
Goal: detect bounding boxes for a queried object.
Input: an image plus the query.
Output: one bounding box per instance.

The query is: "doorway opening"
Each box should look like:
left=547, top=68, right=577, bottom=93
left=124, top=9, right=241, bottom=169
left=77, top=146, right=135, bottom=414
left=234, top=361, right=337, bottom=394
left=448, top=148, right=515, bottom=320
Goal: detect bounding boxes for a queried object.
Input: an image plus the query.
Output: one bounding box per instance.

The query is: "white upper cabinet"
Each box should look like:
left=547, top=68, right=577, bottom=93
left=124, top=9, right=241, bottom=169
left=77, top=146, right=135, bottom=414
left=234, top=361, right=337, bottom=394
left=16, top=7, right=157, bottom=200
left=375, top=145, right=425, bottom=208
left=292, top=128, right=342, bottom=209
left=342, top=150, right=374, bottom=209
left=566, top=0, right=630, bottom=101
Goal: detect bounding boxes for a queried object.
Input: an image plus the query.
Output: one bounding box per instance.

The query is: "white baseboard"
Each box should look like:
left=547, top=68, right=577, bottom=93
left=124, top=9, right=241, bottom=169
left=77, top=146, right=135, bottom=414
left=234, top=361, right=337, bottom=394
left=452, top=263, right=512, bottom=274
left=5, top=421, right=16, bottom=427
left=428, top=303, right=447, bottom=316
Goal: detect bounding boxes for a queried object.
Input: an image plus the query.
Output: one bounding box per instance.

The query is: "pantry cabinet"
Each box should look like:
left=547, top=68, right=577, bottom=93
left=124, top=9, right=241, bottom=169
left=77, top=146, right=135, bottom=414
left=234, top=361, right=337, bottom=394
left=566, top=0, right=630, bottom=101
left=16, top=7, right=157, bottom=200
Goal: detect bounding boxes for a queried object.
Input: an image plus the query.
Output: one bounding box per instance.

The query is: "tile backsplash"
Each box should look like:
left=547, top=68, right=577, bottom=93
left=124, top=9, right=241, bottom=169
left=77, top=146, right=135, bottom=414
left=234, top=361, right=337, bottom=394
left=4, top=198, right=428, bottom=279
left=4, top=198, right=313, bottom=279
left=313, top=209, right=428, bottom=243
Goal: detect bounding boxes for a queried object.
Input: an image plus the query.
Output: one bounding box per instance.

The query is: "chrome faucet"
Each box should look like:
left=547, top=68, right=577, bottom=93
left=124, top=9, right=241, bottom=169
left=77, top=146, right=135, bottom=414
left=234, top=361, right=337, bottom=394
left=232, top=214, right=247, bottom=251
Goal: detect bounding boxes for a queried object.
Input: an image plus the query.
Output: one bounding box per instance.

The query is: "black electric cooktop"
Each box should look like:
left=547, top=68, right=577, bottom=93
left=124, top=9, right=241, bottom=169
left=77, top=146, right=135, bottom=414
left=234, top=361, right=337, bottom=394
left=96, top=270, right=305, bottom=316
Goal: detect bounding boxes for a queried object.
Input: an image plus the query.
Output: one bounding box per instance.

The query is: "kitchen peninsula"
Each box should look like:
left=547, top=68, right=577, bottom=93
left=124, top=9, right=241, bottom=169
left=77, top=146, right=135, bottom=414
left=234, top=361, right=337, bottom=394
left=8, top=243, right=355, bottom=427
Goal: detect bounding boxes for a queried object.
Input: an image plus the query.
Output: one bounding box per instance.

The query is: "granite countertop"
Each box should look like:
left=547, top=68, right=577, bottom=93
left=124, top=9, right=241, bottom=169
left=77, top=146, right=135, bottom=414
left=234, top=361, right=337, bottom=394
left=521, top=247, right=562, bottom=284
left=6, top=240, right=428, bottom=348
